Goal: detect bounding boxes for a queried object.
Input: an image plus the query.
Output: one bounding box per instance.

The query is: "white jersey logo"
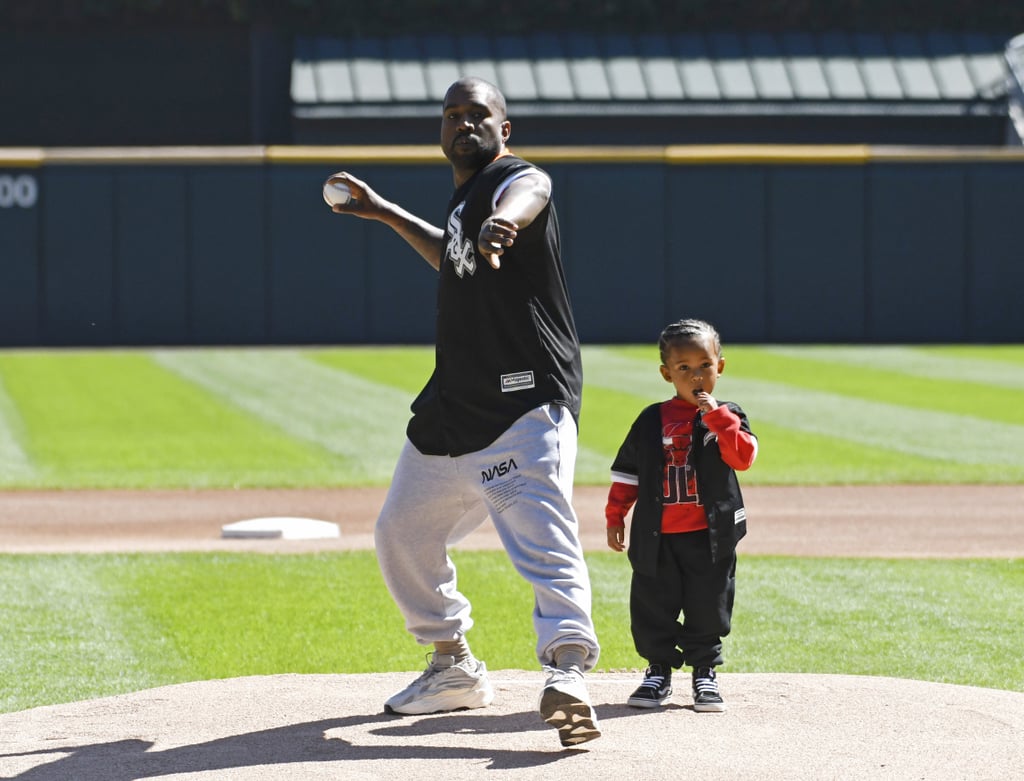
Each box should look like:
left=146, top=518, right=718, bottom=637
left=446, top=202, right=476, bottom=278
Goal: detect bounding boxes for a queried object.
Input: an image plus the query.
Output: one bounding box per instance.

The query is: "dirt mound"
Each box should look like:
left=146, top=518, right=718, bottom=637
left=2, top=671, right=1021, bottom=780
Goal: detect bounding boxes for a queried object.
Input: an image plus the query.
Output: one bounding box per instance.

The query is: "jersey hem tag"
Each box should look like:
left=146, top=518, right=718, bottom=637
left=500, top=371, right=535, bottom=392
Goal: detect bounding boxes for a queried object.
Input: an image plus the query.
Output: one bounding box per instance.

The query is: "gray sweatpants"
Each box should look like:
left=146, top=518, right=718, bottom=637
left=374, top=403, right=600, bottom=670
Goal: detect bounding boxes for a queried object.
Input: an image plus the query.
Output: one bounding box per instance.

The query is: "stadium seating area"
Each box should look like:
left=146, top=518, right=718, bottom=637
left=291, top=31, right=1015, bottom=145
left=1007, top=33, right=1024, bottom=143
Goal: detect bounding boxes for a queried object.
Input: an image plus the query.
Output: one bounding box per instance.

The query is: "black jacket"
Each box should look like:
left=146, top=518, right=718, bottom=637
left=610, top=401, right=752, bottom=576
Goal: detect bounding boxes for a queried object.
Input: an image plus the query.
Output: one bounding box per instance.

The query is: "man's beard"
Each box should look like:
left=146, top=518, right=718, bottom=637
left=450, top=137, right=500, bottom=169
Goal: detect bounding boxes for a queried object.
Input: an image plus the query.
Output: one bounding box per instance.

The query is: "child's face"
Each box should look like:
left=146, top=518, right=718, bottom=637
left=660, top=336, right=725, bottom=404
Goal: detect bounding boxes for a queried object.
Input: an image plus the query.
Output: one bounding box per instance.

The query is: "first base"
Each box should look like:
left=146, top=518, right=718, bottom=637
left=221, top=517, right=340, bottom=540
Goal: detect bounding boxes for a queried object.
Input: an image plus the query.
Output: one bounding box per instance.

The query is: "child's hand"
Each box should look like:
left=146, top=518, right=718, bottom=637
left=607, top=525, right=626, bottom=552
left=694, top=390, right=719, bottom=413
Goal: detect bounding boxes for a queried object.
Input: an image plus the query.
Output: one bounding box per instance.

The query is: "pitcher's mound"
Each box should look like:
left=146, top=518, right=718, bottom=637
left=2, top=671, right=1022, bottom=780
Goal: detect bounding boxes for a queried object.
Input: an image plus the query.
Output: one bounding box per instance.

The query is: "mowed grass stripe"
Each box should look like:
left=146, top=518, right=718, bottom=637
left=0, top=556, right=167, bottom=712
left=577, top=384, right=654, bottom=484
left=573, top=443, right=614, bottom=484
left=589, top=352, right=1024, bottom=466
left=733, top=347, right=1024, bottom=423
left=583, top=346, right=1024, bottom=476
left=154, top=350, right=410, bottom=484
left=2, top=345, right=1022, bottom=489
left=738, top=419, right=994, bottom=484
left=0, top=352, right=342, bottom=488
left=757, top=345, right=1024, bottom=391
left=927, top=345, right=1024, bottom=366
left=0, top=372, right=36, bottom=481
left=731, top=557, right=1024, bottom=689
left=588, top=345, right=1024, bottom=425
left=580, top=350, right=976, bottom=484
left=307, top=347, right=436, bottom=396
left=582, top=345, right=682, bottom=401
left=312, top=346, right=614, bottom=483
left=114, top=553, right=409, bottom=678
left=724, top=376, right=1024, bottom=466
left=577, top=362, right=902, bottom=485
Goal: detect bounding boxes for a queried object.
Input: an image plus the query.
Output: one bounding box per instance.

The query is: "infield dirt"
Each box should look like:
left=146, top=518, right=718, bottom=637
left=2, top=484, right=1022, bottom=557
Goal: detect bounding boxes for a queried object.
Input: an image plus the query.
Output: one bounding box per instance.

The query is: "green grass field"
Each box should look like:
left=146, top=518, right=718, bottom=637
left=1, top=345, right=1023, bottom=714
left=2, top=552, right=1022, bottom=714
left=2, top=344, right=1023, bottom=488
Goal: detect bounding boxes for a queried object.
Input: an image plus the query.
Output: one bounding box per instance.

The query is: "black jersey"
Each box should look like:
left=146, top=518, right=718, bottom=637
left=406, top=155, right=583, bottom=457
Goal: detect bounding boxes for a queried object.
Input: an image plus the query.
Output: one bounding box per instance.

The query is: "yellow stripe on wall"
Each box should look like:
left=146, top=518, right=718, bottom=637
left=2, top=145, right=1024, bottom=168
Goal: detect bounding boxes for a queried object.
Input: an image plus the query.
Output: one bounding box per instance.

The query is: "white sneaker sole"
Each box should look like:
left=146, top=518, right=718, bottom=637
left=540, top=687, right=602, bottom=747
left=385, top=679, right=495, bottom=715
left=693, top=700, right=726, bottom=713
left=627, top=692, right=672, bottom=708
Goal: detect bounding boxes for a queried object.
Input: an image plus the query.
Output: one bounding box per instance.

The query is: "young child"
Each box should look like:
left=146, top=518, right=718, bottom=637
left=605, top=318, right=757, bottom=711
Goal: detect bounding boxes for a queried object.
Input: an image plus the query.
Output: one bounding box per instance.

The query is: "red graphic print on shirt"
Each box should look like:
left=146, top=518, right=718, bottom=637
left=659, top=399, right=709, bottom=533
left=662, top=420, right=700, bottom=505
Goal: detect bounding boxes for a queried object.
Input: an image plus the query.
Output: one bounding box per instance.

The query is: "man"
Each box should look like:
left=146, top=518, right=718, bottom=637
left=325, top=76, right=601, bottom=747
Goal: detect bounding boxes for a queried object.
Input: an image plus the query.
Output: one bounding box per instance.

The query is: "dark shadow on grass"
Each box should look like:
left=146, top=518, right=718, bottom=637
left=0, top=708, right=600, bottom=780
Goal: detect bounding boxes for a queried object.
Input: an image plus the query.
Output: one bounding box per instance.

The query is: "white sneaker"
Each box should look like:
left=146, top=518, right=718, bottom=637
left=384, top=654, right=494, bottom=715
left=539, top=668, right=602, bottom=747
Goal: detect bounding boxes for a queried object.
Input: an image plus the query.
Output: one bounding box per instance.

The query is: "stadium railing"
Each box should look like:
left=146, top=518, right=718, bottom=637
left=1006, top=33, right=1024, bottom=144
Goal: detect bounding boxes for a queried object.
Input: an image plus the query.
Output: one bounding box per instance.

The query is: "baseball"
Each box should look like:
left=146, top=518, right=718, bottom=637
left=323, top=180, right=352, bottom=206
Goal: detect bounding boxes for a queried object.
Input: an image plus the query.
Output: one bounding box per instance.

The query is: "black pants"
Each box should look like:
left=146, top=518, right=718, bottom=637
left=629, top=529, right=736, bottom=670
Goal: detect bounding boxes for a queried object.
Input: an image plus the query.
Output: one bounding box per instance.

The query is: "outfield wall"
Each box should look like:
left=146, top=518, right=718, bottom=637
left=1, top=145, right=1022, bottom=347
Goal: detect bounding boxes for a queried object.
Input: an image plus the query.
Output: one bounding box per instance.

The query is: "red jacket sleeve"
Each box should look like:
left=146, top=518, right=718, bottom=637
left=605, top=480, right=639, bottom=528
left=702, top=405, right=758, bottom=471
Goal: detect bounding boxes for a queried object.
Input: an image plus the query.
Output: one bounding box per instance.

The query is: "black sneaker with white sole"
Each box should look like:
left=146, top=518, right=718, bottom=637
left=627, top=664, right=673, bottom=708
left=692, top=666, right=725, bottom=712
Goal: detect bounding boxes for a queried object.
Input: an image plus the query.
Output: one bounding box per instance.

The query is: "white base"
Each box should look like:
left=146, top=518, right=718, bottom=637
left=221, top=517, right=340, bottom=540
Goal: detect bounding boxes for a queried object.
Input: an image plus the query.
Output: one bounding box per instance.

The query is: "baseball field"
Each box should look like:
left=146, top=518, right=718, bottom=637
left=1, top=344, right=1022, bottom=779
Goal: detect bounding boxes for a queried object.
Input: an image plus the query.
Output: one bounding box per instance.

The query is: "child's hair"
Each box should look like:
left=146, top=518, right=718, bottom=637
left=658, top=318, right=722, bottom=364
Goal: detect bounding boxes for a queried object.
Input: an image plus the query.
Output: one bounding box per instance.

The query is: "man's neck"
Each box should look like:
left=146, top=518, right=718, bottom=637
left=452, top=149, right=511, bottom=187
